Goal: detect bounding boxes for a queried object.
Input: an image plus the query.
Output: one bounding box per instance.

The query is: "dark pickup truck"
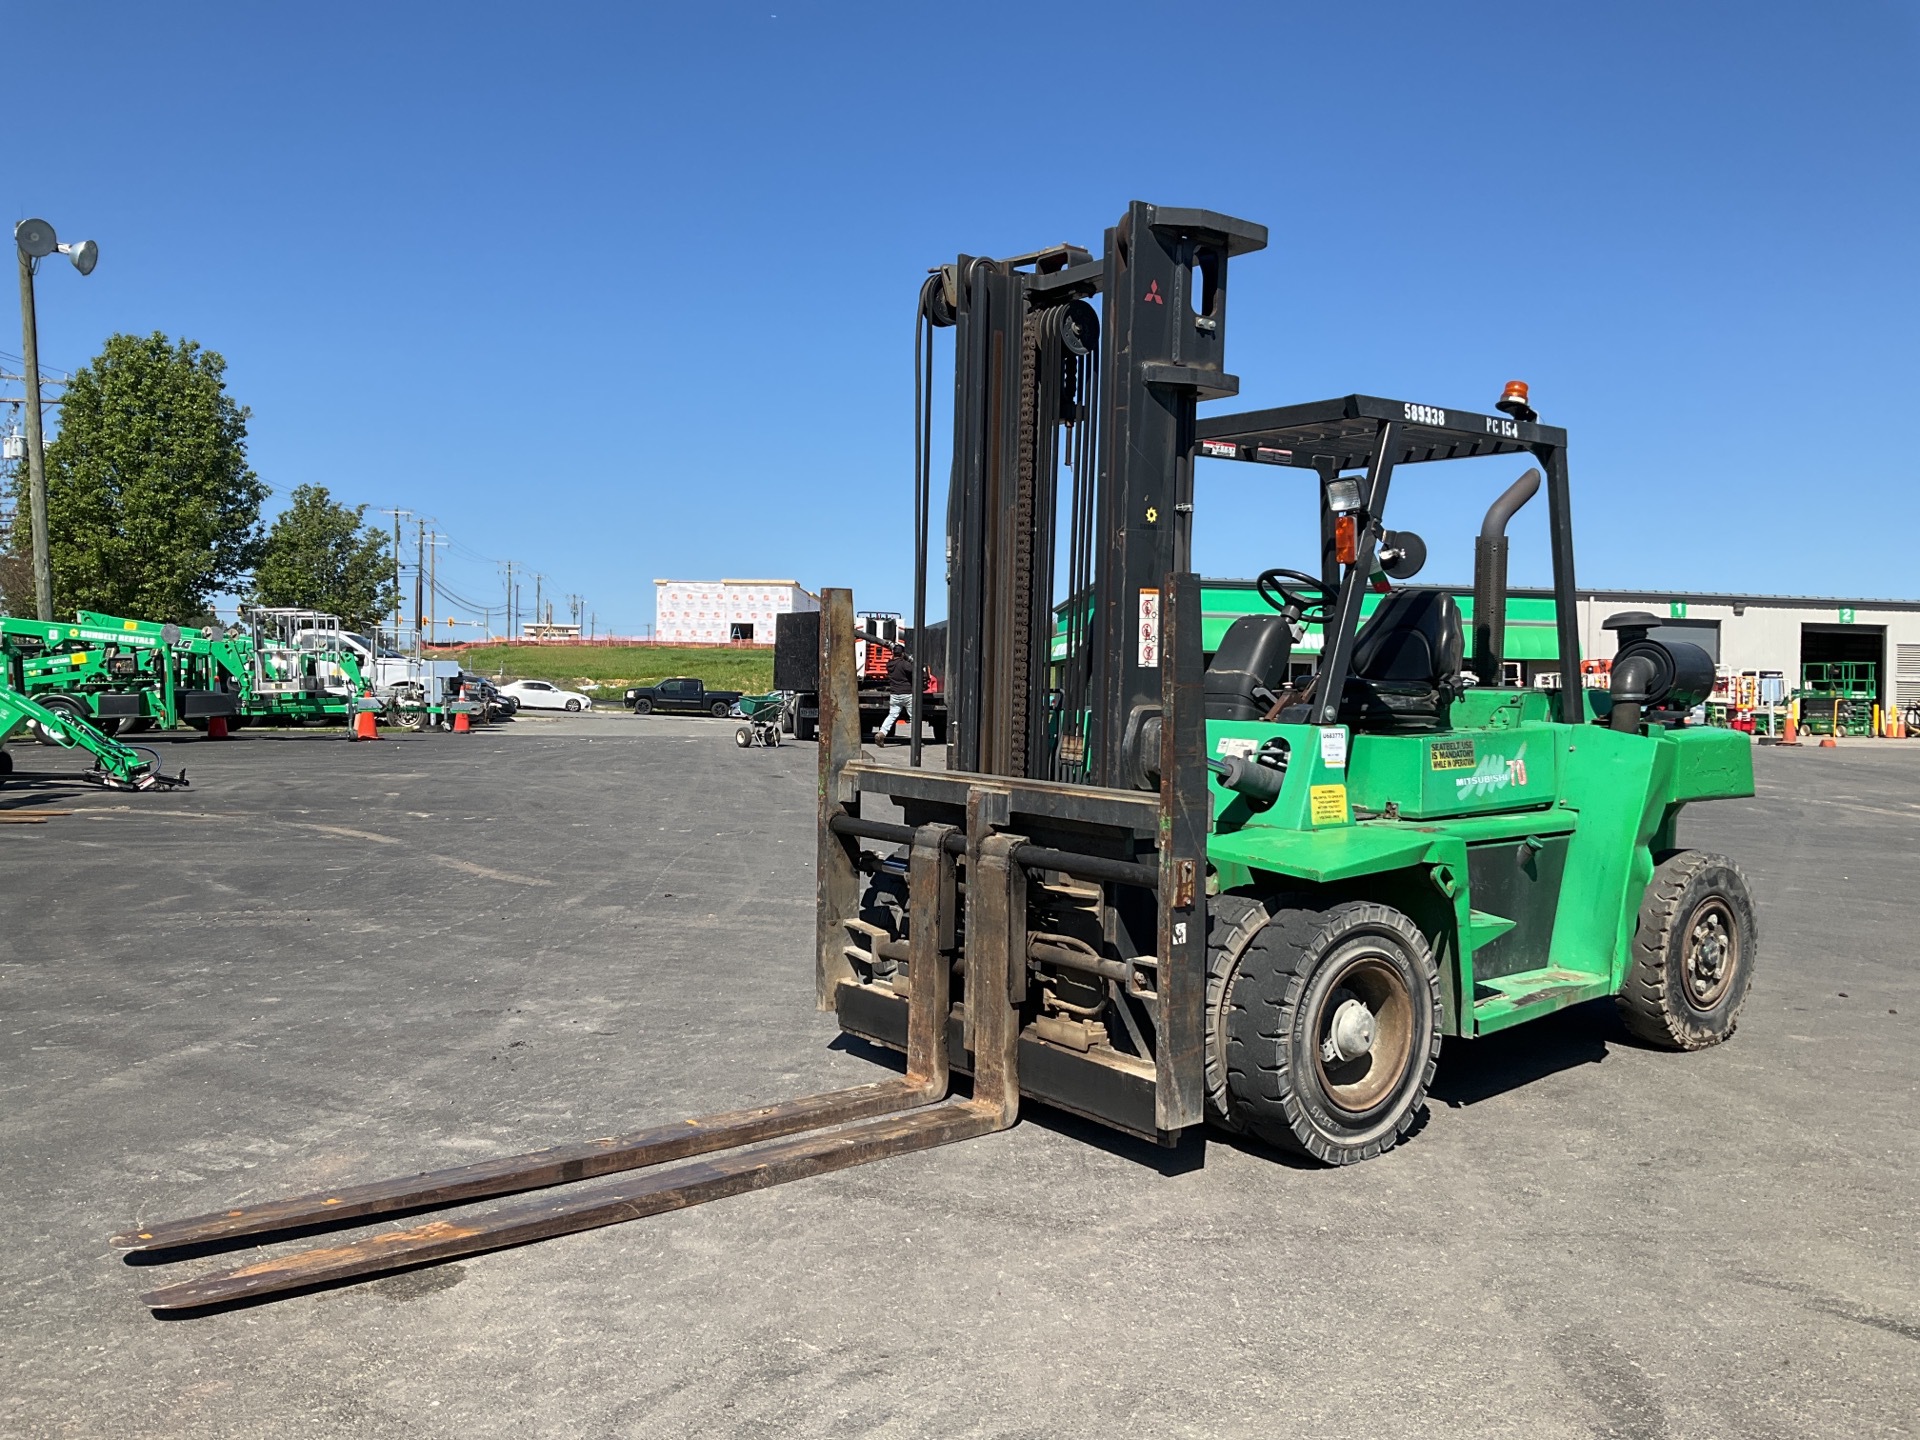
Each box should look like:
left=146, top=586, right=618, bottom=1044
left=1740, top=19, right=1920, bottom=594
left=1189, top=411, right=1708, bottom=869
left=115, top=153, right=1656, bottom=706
left=624, top=677, right=744, bottom=717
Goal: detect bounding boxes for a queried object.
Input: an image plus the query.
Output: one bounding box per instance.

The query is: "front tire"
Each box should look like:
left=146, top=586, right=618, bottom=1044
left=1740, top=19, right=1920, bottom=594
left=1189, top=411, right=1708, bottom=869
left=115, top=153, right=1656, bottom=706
left=1219, top=898, right=1441, bottom=1165
left=633, top=698, right=653, bottom=715
left=31, top=695, right=89, bottom=744
left=735, top=725, right=752, bottom=747
left=1618, top=851, right=1756, bottom=1050
left=565, top=698, right=582, bottom=713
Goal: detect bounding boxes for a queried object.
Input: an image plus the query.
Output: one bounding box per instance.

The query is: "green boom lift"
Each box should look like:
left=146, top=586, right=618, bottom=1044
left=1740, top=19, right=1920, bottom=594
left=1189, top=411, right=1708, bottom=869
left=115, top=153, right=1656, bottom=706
left=3, top=614, right=242, bottom=735
left=1, top=636, right=187, bottom=791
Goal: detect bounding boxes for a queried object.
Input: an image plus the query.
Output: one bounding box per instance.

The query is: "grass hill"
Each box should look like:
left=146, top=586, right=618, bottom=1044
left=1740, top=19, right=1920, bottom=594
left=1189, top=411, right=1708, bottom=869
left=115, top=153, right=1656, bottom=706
left=447, top=644, right=775, bottom=696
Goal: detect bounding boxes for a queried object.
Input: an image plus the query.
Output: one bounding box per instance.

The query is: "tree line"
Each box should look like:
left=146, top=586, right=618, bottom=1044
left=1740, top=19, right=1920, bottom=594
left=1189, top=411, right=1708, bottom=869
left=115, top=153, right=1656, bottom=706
left=3, top=332, right=396, bottom=632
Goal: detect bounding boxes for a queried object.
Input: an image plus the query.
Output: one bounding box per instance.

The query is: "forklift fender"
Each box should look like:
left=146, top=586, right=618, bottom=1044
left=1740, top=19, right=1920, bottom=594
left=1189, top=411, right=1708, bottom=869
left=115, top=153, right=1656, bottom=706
left=1208, top=825, right=1439, bottom=887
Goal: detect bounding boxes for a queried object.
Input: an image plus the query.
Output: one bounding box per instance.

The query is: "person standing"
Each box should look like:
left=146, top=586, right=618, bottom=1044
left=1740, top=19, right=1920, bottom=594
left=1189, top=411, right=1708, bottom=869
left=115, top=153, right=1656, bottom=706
left=875, top=644, right=915, bottom=746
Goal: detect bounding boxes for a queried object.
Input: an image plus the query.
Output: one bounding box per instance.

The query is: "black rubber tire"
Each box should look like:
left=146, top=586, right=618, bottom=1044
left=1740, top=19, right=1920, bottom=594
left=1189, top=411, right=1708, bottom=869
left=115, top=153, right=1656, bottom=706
left=710, top=701, right=730, bottom=717
left=1618, top=850, right=1757, bottom=1050
left=1205, top=893, right=1277, bottom=1133
left=795, top=714, right=817, bottom=742
left=565, top=698, right=582, bottom=713
left=633, top=698, right=653, bottom=714
left=0, top=748, right=13, bottom=779
left=735, top=726, right=752, bottom=747
left=121, top=716, right=156, bottom=735
left=1222, top=899, right=1442, bottom=1165
left=33, top=696, right=89, bottom=744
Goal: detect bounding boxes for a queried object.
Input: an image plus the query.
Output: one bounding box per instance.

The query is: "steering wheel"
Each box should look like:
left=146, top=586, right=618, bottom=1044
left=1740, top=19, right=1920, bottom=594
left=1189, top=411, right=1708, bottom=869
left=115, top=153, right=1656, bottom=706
left=1255, top=568, right=1334, bottom=622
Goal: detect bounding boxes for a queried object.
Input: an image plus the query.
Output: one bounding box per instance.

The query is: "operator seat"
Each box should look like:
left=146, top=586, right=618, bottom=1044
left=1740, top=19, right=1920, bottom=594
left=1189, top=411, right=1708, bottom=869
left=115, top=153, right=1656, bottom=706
left=1338, top=587, right=1464, bottom=732
left=1205, top=614, right=1293, bottom=720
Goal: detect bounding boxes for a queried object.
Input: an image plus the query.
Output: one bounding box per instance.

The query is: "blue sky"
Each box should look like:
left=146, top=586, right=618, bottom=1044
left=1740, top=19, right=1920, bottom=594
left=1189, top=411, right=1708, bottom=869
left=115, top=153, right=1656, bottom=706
left=9, top=2, right=1916, bottom=632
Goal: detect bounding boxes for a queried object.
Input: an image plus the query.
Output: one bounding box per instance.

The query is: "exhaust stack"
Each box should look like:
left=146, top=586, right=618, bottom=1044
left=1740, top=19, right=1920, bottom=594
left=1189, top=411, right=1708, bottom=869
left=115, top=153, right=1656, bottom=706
left=1470, top=467, right=1542, bottom=686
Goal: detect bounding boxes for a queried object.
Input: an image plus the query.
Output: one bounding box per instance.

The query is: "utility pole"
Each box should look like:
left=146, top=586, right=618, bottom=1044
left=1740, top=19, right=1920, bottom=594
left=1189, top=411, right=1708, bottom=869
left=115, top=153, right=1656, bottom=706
left=14, top=219, right=96, bottom=622
left=428, top=531, right=437, bottom=644
left=16, top=246, right=50, bottom=619
left=414, top=520, right=425, bottom=643
left=503, top=561, right=514, bottom=639
left=377, top=508, right=409, bottom=642
left=533, top=573, right=544, bottom=633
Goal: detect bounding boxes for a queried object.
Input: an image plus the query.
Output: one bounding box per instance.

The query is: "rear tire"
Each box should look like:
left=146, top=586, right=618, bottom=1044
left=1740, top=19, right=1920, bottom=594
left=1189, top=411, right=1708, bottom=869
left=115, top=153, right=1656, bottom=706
left=710, top=701, right=730, bottom=717
left=1618, top=851, right=1756, bottom=1050
left=1220, top=899, right=1441, bottom=1165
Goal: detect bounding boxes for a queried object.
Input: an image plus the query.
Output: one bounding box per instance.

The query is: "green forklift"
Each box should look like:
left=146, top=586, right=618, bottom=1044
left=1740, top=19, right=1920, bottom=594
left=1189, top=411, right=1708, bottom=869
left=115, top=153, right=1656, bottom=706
left=115, top=202, right=1757, bottom=1307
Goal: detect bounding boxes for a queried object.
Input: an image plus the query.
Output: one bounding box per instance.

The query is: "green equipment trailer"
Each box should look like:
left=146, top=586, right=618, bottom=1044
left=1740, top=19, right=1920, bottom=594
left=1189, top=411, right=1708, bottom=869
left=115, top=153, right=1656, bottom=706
left=116, top=201, right=1758, bottom=1310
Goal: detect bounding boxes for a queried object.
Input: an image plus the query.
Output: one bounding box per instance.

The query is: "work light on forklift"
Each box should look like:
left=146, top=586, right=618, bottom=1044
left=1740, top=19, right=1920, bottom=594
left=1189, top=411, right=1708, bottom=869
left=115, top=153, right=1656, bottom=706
left=1497, top=379, right=1537, bottom=422
left=1334, top=514, right=1359, bottom=566
left=1324, top=476, right=1363, bottom=513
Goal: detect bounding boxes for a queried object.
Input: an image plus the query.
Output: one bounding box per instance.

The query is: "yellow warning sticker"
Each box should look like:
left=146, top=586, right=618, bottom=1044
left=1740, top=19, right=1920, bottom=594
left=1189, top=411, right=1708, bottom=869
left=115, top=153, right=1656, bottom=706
left=1309, top=783, right=1349, bottom=825
left=69, top=652, right=87, bottom=666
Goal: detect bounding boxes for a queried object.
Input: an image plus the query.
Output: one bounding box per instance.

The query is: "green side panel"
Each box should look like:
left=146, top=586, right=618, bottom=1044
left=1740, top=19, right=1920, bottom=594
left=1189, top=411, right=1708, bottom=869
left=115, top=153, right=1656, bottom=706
left=1661, top=724, right=1756, bottom=802
left=1345, top=728, right=1561, bottom=821
left=1545, top=725, right=1671, bottom=989
left=1207, top=823, right=1439, bottom=885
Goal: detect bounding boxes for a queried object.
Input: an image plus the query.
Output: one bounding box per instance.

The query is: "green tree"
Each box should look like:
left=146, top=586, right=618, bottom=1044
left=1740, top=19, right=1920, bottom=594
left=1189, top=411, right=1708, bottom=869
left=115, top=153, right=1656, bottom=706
left=252, top=484, right=396, bottom=631
left=13, top=333, right=268, bottom=621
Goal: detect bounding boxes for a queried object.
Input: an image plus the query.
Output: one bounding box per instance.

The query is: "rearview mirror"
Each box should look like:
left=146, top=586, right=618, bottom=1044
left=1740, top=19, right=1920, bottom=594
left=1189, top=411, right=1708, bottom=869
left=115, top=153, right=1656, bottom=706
left=1378, top=529, right=1427, bottom=580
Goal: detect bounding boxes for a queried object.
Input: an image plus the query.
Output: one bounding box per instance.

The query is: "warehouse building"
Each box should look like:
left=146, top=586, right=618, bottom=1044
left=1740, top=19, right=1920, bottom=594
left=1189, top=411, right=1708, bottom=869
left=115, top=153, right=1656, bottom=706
left=653, top=578, right=819, bottom=644
left=1188, top=583, right=1920, bottom=716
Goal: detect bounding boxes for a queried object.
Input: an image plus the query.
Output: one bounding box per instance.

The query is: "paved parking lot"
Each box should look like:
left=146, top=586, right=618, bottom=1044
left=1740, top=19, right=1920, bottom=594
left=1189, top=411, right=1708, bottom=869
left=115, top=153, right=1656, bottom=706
left=1, top=717, right=1915, bottom=1438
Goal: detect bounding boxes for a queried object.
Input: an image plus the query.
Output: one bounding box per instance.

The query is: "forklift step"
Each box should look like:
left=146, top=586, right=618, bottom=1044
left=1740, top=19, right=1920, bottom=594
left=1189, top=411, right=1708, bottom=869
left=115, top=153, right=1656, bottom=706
left=1471, top=967, right=1612, bottom=1033
left=112, top=1078, right=942, bottom=1257
left=134, top=1098, right=1007, bottom=1311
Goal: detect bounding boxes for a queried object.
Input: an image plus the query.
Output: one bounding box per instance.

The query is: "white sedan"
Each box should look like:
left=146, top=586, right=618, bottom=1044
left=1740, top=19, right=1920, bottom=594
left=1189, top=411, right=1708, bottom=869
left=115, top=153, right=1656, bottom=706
left=497, top=679, right=595, bottom=713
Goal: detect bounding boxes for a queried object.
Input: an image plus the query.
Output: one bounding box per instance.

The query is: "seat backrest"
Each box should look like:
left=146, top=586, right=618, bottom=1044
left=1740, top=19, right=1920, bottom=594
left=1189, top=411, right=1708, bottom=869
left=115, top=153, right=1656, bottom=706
left=1340, top=588, right=1464, bottom=731
left=1205, top=614, right=1293, bottom=720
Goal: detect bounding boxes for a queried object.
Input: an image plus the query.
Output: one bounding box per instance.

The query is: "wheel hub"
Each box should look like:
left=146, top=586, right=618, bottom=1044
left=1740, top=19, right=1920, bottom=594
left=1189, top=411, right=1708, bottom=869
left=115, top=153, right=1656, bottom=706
left=1685, top=903, right=1736, bottom=1005
left=1322, top=992, right=1376, bottom=1064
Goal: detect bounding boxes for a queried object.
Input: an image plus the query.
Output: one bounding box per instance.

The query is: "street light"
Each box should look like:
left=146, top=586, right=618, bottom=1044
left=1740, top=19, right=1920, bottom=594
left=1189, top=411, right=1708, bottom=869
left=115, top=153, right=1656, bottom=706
left=15, top=217, right=98, bottom=621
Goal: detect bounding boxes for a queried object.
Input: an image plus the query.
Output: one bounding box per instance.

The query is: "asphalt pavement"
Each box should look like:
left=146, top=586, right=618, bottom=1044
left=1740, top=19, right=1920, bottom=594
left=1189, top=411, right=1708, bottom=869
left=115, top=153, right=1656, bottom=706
left=1, top=715, right=1914, bottom=1438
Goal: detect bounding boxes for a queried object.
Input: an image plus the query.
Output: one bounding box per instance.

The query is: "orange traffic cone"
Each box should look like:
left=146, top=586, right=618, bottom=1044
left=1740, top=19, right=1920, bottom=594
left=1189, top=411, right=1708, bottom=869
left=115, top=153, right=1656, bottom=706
left=206, top=715, right=229, bottom=740
left=1818, top=735, right=1838, bottom=748
left=1777, top=711, right=1800, bottom=747
left=353, top=709, right=379, bottom=741
left=453, top=709, right=470, bottom=733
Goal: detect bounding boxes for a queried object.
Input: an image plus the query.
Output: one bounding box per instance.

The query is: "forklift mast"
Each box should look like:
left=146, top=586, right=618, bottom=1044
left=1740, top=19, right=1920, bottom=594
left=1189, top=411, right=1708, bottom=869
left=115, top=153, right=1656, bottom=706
left=918, top=203, right=1267, bottom=785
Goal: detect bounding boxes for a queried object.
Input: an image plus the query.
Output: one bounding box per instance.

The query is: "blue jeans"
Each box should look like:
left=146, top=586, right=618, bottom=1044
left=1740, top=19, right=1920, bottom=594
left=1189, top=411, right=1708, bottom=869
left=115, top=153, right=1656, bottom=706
left=877, top=693, right=913, bottom=742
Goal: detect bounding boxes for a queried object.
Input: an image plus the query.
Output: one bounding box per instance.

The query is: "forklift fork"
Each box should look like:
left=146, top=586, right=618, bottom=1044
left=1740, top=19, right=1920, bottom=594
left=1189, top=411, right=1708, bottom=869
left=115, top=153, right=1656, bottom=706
left=112, top=825, right=1025, bottom=1311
